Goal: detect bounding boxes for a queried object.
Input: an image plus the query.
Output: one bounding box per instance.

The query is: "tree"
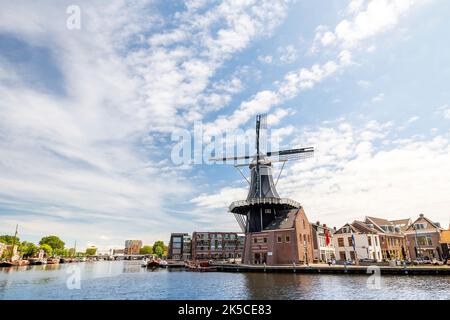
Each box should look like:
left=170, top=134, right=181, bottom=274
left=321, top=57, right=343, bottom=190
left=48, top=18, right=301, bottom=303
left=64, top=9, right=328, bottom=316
left=139, top=245, right=153, bottom=255
left=0, top=235, right=20, bottom=245
left=39, top=244, right=53, bottom=257
left=19, top=241, right=38, bottom=258
left=39, top=235, right=65, bottom=251
left=85, top=247, right=97, bottom=256
left=152, top=241, right=166, bottom=258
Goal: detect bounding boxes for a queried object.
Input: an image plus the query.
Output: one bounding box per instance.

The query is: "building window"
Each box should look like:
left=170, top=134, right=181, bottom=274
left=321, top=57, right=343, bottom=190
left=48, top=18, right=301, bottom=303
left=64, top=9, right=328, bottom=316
left=263, top=237, right=267, bottom=243
left=368, top=237, right=372, bottom=246
left=417, top=236, right=433, bottom=246
left=253, top=238, right=257, bottom=244
left=348, top=237, right=353, bottom=247
left=350, top=251, right=356, bottom=260
left=285, top=236, right=290, bottom=243
left=339, top=251, right=346, bottom=260
left=414, top=223, right=426, bottom=230
left=375, top=237, right=378, bottom=246
left=277, top=236, right=282, bottom=243
left=302, top=220, right=306, bottom=229
left=338, top=238, right=344, bottom=247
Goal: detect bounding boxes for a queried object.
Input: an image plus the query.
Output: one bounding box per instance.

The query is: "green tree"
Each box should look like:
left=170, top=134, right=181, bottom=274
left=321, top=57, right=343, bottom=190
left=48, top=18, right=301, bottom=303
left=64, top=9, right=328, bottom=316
left=139, top=245, right=153, bottom=255
left=19, top=241, right=38, bottom=258
left=152, top=241, right=166, bottom=258
left=0, top=235, right=20, bottom=245
left=85, top=247, right=97, bottom=256
left=39, top=244, right=53, bottom=257
left=39, top=235, right=65, bottom=251
left=54, top=248, right=69, bottom=257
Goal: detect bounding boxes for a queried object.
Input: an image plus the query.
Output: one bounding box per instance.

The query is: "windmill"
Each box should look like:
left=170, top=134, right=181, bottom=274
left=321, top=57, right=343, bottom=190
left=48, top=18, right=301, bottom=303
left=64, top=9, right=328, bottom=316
left=210, top=114, right=314, bottom=233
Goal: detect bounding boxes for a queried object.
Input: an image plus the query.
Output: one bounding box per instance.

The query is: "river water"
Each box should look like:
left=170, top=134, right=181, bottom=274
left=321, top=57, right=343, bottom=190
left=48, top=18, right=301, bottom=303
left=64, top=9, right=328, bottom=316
left=0, top=261, right=449, bottom=300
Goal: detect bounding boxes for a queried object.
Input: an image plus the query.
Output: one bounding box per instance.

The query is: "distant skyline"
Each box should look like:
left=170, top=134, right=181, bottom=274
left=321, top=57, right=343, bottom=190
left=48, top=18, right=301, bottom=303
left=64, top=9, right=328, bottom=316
left=1, top=0, right=450, bottom=250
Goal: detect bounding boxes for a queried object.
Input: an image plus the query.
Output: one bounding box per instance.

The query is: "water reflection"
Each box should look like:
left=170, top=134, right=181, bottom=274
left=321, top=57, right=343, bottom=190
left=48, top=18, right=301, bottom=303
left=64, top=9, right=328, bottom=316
left=0, top=261, right=449, bottom=300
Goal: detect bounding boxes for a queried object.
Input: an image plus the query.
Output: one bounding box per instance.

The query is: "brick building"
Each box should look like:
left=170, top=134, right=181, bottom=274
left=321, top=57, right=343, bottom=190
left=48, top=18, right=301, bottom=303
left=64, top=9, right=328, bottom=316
left=124, top=240, right=142, bottom=255
left=242, top=207, right=314, bottom=265
left=191, top=232, right=244, bottom=261
left=405, top=214, right=443, bottom=260
left=365, top=216, right=408, bottom=260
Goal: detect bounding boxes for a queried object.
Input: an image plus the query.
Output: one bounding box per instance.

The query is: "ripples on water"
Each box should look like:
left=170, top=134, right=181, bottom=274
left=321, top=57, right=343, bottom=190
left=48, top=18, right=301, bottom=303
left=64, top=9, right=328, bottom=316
left=0, top=261, right=449, bottom=300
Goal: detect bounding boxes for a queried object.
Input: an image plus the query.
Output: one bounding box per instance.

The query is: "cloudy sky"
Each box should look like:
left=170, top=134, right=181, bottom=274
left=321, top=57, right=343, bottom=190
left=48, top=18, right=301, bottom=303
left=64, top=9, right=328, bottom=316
left=1, top=0, right=449, bottom=250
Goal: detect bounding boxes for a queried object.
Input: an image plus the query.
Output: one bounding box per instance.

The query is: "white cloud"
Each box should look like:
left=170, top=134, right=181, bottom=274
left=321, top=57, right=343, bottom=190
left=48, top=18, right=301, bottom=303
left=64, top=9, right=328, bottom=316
left=258, top=55, right=273, bottom=64
left=357, top=80, right=371, bottom=88
left=438, top=104, right=450, bottom=119
left=278, top=45, right=298, bottom=64
left=193, top=119, right=450, bottom=229
left=311, top=0, right=431, bottom=52
left=0, top=1, right=291, bottom=248
left=371, top=93, right=385, bottom=103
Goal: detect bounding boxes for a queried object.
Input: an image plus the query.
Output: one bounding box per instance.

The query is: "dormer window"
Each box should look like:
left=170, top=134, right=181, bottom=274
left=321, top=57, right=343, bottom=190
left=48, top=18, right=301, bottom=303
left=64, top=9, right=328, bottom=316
left=414, top=223, right=426, bottom=230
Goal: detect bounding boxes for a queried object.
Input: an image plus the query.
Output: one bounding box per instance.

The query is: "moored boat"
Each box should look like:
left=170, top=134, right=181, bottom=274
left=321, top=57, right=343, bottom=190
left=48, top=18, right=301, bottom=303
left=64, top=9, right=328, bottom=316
left=186, top=261, right=217, bottom=272
left=0, top=260, right=30, bottom=267
left=47, top=258, right=59, bottom=265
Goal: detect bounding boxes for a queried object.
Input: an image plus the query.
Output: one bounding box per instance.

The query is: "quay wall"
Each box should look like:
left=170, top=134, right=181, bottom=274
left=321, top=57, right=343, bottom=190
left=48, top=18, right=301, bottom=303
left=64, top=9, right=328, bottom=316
left=214, top=264, right=450, bottom=275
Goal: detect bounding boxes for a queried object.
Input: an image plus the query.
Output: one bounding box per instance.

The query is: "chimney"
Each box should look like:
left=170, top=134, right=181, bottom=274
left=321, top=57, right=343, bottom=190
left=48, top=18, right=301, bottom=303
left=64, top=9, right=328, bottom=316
left=334, top=226, right=337, bottom=231
left=419, top=213, right=424, bottom=218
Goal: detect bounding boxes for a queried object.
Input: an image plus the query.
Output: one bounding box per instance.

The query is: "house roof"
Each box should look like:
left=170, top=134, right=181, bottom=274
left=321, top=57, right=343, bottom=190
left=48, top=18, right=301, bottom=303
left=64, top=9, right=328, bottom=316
left=334, top=221, right=378, bottom=234
left=264, top=209, right=299, bottom=231
left=366, top=216, right=392, bottom=226
left=390, top=218, right=411, bottom=226
left=405, top=214, right=443, bottom=231
left=352, top=220, right=379, bottom=234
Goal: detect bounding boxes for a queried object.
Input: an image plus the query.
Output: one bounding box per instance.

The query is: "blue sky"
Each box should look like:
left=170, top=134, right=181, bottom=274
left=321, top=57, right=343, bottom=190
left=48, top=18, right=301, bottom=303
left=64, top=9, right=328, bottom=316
left=1, top=0, right=449, bottom=251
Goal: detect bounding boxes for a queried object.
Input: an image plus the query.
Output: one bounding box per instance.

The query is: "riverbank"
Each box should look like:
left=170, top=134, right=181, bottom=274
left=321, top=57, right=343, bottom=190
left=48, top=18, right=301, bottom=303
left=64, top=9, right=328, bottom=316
left=215, top=263, right=450, bottom=275
left=0, top=261, right=449, bottom=300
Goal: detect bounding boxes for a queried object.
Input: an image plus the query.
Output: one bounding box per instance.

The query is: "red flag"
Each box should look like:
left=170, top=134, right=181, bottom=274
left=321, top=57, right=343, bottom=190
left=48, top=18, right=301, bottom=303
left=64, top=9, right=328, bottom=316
left=325, top=228, right=331, bottom=246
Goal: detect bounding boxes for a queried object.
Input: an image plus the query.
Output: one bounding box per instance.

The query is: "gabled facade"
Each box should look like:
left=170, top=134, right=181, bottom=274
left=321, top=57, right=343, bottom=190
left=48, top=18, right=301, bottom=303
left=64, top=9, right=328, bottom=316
left=310, top=221, right=335, bottom=262
left=191, top=232, right=243, bottom=261
left=404, top=214, right=443, bottom=260
left=365, top=216, right=409, bottom=260
left=242, top=207, right=314, bottom=265
left=440, top=223, right=450, bottom=260
left=333, top=221, right=382, bottom=262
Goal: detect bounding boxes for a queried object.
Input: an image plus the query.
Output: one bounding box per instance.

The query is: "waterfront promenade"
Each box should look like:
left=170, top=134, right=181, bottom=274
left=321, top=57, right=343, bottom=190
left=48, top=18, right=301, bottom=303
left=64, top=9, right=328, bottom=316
left=215, top=263, right=450, bottom=275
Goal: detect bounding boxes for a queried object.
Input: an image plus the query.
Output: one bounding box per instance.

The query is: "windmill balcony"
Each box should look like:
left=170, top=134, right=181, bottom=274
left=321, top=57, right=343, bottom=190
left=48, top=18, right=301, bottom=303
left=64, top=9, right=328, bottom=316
left=229, top=197, right=301, bottom=214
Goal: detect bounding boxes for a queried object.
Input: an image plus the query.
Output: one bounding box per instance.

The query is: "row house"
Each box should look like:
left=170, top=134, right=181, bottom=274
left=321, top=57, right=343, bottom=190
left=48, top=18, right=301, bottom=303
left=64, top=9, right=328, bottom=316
left=191, top=232, right=244, bottom=261
left=333, top=221, right=383, bottom=262
left=365, top=216, right=408, bottom=260
left=440, top=224, right=450, bottom=259
left=310, top=221, right=335, bottom=262
left=168, top=233, right=191, bottom=260
left=404, top=214, right=443, bottom=260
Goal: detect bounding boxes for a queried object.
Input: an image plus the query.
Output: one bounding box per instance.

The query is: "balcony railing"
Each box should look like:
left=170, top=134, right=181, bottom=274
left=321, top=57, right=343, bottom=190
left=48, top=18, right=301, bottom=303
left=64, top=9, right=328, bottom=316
left=229, top=197, right=301, bottom=212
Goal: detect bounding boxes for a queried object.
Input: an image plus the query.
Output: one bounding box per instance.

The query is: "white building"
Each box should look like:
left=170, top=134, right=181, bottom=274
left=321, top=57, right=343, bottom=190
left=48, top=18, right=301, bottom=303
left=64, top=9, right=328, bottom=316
left=333, top=221, right=383, bottom=262
left=311, top=222, right=336, bottom=262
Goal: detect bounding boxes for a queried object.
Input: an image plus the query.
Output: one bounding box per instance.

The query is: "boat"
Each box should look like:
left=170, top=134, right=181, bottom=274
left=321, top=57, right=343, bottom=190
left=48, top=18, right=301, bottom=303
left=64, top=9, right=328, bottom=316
left=28, top=258, right=47, bottom=265
left=47, top=258, right=59, bottom=265
left=186, top=261, right=217, bottom=272
left=0, top=260, right=30, bottom=267
left=145, top=258, right=168, bottom=269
